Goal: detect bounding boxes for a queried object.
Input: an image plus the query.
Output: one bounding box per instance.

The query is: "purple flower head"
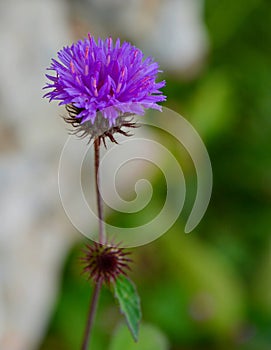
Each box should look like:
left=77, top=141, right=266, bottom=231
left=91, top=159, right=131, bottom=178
left=43, top=34, right=166, bottom=140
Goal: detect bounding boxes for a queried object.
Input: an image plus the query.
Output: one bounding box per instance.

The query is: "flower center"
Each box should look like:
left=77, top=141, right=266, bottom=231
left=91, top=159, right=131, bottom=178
left=97, top=250, right=118, bottom=274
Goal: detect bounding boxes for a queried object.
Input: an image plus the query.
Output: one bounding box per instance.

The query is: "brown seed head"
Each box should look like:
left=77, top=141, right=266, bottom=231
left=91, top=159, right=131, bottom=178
left=82, top=243, right=132, bottom=284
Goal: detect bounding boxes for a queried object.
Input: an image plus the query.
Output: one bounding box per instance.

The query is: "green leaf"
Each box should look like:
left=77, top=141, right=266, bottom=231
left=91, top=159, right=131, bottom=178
left=114, top=275, right=141, bottom=342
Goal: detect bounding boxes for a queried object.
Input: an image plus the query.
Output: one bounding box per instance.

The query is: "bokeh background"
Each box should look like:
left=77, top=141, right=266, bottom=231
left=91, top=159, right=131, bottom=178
left=1, top=0, right=270, bottom=349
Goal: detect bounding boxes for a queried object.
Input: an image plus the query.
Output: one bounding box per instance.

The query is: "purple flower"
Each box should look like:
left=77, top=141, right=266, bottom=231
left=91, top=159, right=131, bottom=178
left=43, top=34, right=166, bottom=135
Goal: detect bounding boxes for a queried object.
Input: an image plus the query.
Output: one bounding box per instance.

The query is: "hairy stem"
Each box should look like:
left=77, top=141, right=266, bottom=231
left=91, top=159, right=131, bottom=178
left=94, top=138, right=106, bottom=244
left=81, top=137, right=105, bottom=349
left=81, top=279, right=102, bottom=350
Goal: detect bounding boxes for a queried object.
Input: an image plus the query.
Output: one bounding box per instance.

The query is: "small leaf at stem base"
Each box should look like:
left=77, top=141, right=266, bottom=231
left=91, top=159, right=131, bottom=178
left=113, top=275, right=141, bottom=342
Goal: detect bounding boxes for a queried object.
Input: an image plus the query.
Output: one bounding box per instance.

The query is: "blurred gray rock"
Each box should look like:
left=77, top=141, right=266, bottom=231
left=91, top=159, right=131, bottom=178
left=0, top=1, right=75, bottom=350
left=69, top=0, right=209, bottom=76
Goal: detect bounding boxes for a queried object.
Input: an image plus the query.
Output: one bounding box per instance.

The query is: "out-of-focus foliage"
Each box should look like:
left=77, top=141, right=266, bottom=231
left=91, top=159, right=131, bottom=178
left=40, top=0, right=271, bottom=349
left=109, top=323, right=169, bottom=350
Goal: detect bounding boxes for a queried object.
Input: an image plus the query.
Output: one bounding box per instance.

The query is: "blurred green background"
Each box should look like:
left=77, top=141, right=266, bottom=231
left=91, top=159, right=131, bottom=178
left=40, top=1, right=271, bottom=349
